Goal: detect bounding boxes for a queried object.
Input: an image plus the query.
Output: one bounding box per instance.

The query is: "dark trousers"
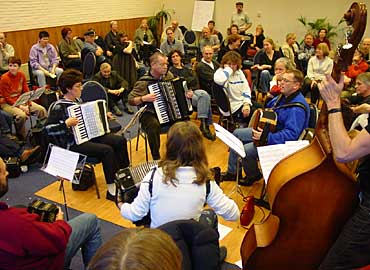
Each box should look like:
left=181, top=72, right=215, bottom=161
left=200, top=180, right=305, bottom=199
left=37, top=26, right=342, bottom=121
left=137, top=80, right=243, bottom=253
left=140, top=112, right=161, bottom=160
left=232, top=101, right=262, bottom=127
left=107, top=92, right=124, bottom=110
left=302, top=78, right=320, bottom=105
left=70, top=133, right=129, bottom=184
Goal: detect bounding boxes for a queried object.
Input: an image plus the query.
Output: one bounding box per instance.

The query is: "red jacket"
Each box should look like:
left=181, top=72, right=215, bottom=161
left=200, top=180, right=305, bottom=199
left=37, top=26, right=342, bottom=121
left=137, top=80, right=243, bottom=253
left=0, top=202, right=71, bottom=270
left=345, top=60, right=369, bottom=79
left=0, top=71, right=29, bottom=105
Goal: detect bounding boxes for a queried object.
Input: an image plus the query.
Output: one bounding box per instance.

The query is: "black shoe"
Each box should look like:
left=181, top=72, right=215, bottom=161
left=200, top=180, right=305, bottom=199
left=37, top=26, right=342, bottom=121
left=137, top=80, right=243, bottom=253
left=239, top=173, right=263, bottom=186
left=106, top=191, right=116, bottom=202
left=221, top=171, right=242, bottom=181
left=112, top=106, right=123, bottom=116
left=219, top=246, right=227, bottom=262
left=200, top=119, right=216, bottom=141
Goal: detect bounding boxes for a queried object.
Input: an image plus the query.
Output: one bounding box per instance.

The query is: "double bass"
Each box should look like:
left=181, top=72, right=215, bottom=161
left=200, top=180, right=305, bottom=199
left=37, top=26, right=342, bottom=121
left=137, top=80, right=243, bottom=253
left=240, top=3, right=367, bottom=270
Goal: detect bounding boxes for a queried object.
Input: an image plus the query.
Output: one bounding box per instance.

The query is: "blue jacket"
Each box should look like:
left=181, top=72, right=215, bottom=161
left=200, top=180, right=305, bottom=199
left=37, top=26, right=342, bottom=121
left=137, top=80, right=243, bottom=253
left=266, top=91, right=309, bottom=145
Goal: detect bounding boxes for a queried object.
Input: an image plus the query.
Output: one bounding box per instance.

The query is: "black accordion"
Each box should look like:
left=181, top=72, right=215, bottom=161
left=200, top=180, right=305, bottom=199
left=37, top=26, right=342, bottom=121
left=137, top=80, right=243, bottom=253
left=27, top=199, right=59, bottom=223
left=148, top=78, right=193, bottom=124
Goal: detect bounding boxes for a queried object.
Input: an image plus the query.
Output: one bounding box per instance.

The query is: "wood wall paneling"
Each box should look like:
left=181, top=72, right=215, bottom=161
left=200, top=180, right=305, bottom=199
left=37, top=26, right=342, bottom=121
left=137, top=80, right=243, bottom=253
left=4, top=17, right=145, bottom=64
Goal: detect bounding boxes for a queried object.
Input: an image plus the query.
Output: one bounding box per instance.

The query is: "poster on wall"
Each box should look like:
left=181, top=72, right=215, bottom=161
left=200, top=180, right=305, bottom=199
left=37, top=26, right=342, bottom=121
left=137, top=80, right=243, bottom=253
left=191, top=0, right=215, bottom=31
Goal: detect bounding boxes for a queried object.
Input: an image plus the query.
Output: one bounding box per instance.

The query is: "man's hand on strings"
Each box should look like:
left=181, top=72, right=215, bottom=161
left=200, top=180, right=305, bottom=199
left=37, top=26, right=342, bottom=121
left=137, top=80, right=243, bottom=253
left=252, top=127, right=263, bottom=141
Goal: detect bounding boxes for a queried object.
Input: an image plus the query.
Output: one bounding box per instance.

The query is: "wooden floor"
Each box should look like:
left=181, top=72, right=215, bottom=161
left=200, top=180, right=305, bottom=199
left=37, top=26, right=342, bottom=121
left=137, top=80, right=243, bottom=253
left=35, top=117, right=267, bottom=265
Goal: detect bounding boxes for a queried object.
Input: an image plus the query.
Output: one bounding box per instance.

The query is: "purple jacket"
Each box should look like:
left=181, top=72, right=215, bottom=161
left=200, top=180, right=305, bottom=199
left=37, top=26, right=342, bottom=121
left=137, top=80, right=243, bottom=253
left=29, top=43, right=59, bottom=70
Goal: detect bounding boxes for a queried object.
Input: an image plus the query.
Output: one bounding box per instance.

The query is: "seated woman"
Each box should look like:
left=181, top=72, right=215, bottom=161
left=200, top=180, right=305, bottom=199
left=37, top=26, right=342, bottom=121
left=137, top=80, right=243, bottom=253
left=44, top=69, right=130, bottom=201
left=280, top=33, right=298, bottom=68
left=214, top=51, right=257, bottom=127
left=313, top=28, right=331, bottom=50
left=302, top=42, right=333, bottom=104
left=168, top=49, right=215, bottom=141
left=87, top=228, right=182, bottom=270
left=58, top=27, right=82, bottom=71
left=134, top=19, right=156, bottom=64
left=247, top=24, right=265, bottom=57
left=119, top=121, right=239, bottom=228
left=252, top=38, right=282, bottom=95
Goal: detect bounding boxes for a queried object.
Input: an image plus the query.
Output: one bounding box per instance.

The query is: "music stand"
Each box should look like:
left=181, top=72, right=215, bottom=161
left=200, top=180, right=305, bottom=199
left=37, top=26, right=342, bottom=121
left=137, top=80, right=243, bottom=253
left=13, top=87, right=45, bottom=141
left=41, top=144, right=86, bottom=220
left=213, top=123, right=246, bottom=198
left=118, top=105, right=147, bottom=166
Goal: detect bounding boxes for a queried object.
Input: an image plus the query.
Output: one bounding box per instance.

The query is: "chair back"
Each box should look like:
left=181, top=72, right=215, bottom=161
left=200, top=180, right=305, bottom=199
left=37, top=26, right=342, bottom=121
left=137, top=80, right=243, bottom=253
left=212, top=82, right=231, bottom=116
left=81, top=81, right=107, bottom=102
left=308, top=103, right=319, bottom=129
left=217, top=32, right=223, bottom=44
left=82, top=52, right=96, bottom=80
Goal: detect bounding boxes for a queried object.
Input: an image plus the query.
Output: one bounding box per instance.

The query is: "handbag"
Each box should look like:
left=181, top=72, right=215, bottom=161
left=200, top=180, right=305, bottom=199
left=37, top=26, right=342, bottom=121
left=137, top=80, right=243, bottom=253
left=72, top=164, right=95, bottom=191
left=240, top=196, right=255, bottom=227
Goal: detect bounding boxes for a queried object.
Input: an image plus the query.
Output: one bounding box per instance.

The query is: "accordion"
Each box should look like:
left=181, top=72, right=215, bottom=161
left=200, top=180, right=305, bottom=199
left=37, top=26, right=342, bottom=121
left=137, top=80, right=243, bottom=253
left=67, top=100, right=110, bottom=145
left=148, top=78, right=192, bottom=124
left=27, top=199, right=59, bottom=223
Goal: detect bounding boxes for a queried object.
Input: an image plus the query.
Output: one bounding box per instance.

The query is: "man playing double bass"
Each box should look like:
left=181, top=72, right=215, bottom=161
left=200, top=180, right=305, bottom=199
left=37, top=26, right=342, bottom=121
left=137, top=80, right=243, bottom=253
left=221, top=69, right=310, bottom=186
left=319, top=74, right=370, bottom=270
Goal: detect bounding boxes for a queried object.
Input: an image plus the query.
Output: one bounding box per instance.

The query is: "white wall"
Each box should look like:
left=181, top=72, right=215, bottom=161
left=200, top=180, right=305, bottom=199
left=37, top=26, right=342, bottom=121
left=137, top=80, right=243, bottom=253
left=163, top=0, right=370, bottom=47
left=1, top=0, right=162, bottom=32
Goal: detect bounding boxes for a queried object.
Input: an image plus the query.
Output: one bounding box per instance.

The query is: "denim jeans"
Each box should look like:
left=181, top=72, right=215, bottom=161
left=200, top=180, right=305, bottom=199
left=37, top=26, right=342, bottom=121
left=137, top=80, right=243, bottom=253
left=64, top=213, right=102, bottom=268
left=260, top=70, right=273, bottom=93
left=227, top=128, right=260, bottom=177
left=32, top=67, right=63, bottom=86
left=192, top=89, right=213, bottom=125
left=319, top=200, right=370, bottom=270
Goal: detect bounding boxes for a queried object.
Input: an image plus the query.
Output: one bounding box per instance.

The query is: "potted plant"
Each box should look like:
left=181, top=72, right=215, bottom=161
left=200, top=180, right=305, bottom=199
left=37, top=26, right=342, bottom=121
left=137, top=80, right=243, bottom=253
left=147, top=5, right=171, bottom=45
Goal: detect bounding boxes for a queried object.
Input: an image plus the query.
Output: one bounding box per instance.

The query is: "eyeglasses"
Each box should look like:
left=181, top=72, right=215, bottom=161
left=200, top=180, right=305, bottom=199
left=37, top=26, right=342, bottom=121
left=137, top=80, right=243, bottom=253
left=281, top=78, right=297, bottom=83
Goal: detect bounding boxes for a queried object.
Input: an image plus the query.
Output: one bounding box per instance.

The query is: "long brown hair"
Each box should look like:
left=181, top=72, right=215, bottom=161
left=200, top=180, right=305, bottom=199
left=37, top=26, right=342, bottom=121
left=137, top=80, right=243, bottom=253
left=87, top=228, right=182, bottom=270
left=159, top=121, right=211, bottom=185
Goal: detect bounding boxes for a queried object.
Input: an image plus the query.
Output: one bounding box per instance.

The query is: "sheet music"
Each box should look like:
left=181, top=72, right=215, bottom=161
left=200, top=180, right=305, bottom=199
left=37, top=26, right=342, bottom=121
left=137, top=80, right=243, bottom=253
left=218, top=223, right=233, bottom=240
left=213, top=123, right=246, bottom=158
left=12, top=87, right=45, bottom=107
left=257, top=140, right=309, bottom=184
left=42, top=146, right=80, bottom=181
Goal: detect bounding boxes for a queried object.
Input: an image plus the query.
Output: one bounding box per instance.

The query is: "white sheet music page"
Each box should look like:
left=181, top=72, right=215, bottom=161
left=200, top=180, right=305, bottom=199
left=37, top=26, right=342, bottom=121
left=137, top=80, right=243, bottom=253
left=213, top=123, right=246, bottom=158
left=257, top=140, right=309, bottom=184
left=43, top=146, right=80, bottom=181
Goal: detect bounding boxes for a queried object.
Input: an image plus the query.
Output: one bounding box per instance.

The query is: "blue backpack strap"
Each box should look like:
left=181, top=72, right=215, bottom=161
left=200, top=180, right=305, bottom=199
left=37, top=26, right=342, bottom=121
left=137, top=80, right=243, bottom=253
left=206, top=180, right=211, bottom=200
left=148, top=166, right=157, bottom=197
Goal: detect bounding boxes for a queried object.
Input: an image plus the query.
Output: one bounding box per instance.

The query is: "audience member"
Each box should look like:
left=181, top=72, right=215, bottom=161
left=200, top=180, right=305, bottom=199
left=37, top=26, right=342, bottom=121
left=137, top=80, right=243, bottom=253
left=217, top=33, right=241, bottom=63
left=359, top=37, right=370, bottom=61
left=104, top=21, right=120, bottom=58
left=82, top=30, right=107, bottom=68
left=230, top=2, right=252, bottom=34
left=199, top=27, right=220, bottom=54
left=252, top=38, right=283, bottom=94
left=88, top=28, right=110, bottom=58
left=58, top=27, right=82, bottom=70
left=214, top=51, right=254, bottom=127
left=344, top=50, right=369, bottom=85
left=297, top=33, right=315, bottom=75
left=119, top=121, right=239, bottom=228
left=44, top=69, right=130, bottom=201
left=128, top=52, right=174, bottom=160
left=112, top=33, right=142, bottom=94
left=347, top=72, right=370, bottom=113
left=281, top=33, right=298, bottom=67
left=93, top=62, right=130, bottom=116
left=160, top=27, right=184, bottom=56
left=221, top=69, right=309, bottom=186
left=302, top=42, right=333, bottom=104
left=134, top=19, right=156, bottom=64
left=87, top=229, right=182, bottom=270
left=29, top=31, right=63, bottom=87
left=250, top=24, right=265, bottom=52
left=0, top=32, right=14, bottom=75
left=196, top=46, right=220, bottom=97
left=313, top=28, right=331, bottom=50
left=0, top=57, right=47, bottom=140
left=0, top=157, right=102, bottom=269
left=318, top=73, right=370, bottom=270
left=161, top=20, right=184, bottom=43
left=168, top=49, right=215, bottom=140
left=208, top=20, right=220, bottom=36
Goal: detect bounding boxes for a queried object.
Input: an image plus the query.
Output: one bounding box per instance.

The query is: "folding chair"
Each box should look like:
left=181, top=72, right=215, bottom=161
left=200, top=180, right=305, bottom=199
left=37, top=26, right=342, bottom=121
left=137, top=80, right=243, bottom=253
left=212, top=82, right=236, bottom=131
left=82, top=52, right=96, bottom=81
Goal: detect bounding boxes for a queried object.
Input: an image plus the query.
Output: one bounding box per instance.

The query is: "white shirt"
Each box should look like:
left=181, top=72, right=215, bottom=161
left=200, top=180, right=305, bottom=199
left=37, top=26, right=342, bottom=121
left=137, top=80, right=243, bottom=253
left=120, top=166, right=240, bottom=228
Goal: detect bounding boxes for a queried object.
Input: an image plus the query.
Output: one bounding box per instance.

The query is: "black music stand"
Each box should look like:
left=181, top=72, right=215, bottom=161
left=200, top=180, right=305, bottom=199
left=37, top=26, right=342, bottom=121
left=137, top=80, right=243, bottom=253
left=213, top=123, right=246, bottom=198
left=41, top=144, right=86, bottom=220
left=12, top=87, right=45, bottom=142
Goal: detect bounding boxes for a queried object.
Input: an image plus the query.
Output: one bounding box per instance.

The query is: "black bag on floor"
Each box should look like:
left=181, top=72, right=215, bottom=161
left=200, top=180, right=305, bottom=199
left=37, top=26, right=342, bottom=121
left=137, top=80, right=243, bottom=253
left=5, top=157, right=21, bottom=178
left=72, top=164, right=95, bottom=191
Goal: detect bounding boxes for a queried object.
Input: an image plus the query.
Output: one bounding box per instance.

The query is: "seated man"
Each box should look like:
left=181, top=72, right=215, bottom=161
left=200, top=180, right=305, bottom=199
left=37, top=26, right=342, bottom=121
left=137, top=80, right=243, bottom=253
left=199, top=27, right=220, bottom=54
left=160, top=27, right=184, bottom=56
left=0, top=57, right=47, bottom=140
left=93, top=63, right=132, bottom=116
left=0, top=32, right=15, bottom=75
left=82, top=30, right=107, bottom=68
left=0, top=157, right=102, bottom=269
left=128, top=52, right=174, bottom=160
left=160, top=20, right=184, bottom=43
left=29, top=31, right=63, bottom=87
left=221, top=69, right=309, bottom=185
left=297, top=33, right=315, bottom=76
left=196, top=46, right=220, bottom=97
